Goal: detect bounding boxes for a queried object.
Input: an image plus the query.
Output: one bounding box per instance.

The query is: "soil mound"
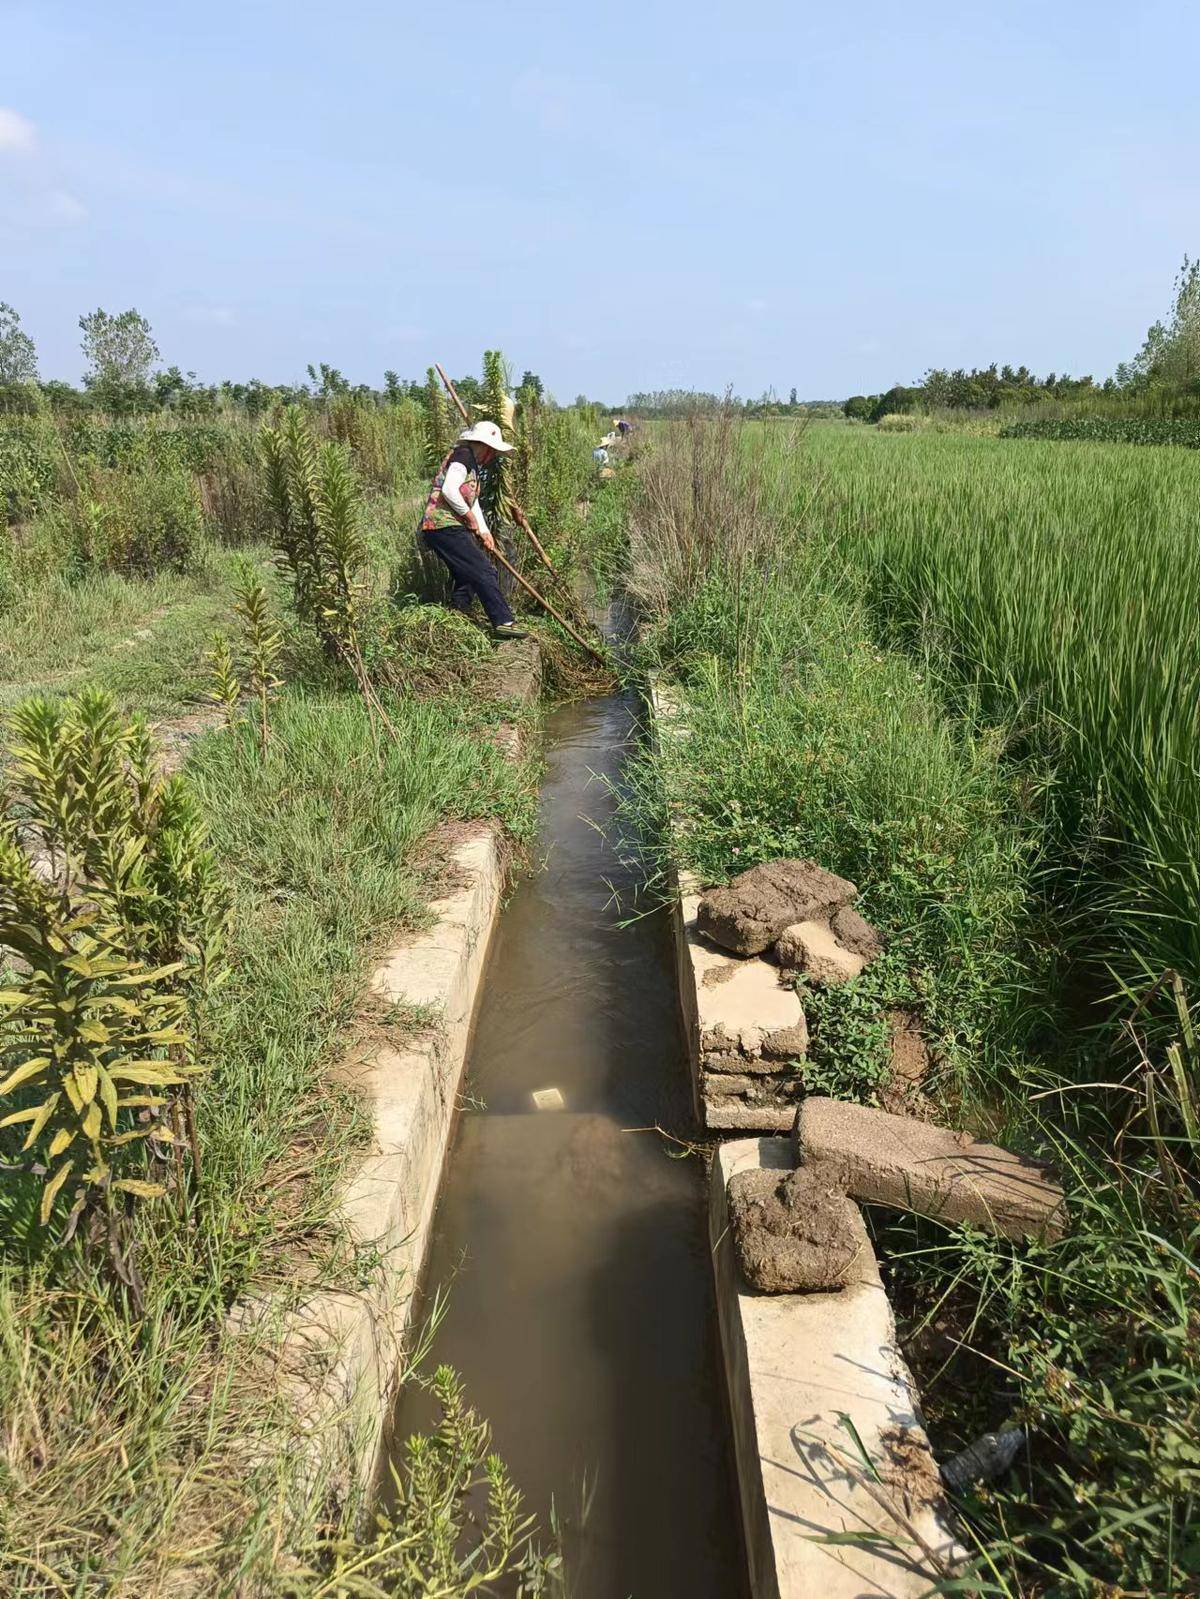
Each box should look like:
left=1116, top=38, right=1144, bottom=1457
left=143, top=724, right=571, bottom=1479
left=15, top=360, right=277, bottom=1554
left=697, top=858, right=859, bottom=956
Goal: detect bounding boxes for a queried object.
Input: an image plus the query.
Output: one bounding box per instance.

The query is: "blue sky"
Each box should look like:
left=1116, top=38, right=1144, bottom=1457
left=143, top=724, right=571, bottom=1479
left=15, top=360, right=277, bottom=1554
left=2, top=0, right=1197, bottom=401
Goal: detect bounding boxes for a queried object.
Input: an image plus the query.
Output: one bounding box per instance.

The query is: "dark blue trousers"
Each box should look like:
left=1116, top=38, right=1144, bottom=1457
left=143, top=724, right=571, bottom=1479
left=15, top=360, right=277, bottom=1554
left=423, top=525, right=514, bottom=627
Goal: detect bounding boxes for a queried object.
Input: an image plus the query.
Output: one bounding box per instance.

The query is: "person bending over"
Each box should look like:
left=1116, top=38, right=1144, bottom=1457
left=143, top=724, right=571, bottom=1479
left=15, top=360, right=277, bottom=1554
left=420, top=420, right=527, bottom=640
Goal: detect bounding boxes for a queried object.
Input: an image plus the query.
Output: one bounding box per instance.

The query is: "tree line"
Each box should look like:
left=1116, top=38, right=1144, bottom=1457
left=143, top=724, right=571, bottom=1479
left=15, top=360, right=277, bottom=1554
left=0, top=300, right=554, bottom=419
left=624, top=388, right=843, bottom=419
left=843, top=255, right=1200, bottom=421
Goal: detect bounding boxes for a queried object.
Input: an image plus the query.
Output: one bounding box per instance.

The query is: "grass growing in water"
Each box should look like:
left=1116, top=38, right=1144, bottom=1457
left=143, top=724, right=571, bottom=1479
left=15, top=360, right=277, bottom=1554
left=795, top=423, right=1200, bottom=1003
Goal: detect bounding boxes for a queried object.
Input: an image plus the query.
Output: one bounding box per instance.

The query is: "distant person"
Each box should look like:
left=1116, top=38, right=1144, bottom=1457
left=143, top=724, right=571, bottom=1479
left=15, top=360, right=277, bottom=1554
left=420, top=421, right=527, bottom=640
left=616, top=418, right=632, bottom=436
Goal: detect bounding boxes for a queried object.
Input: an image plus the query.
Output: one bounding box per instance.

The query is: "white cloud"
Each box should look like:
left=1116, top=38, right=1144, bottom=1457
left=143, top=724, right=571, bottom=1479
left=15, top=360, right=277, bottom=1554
left=184, top=305, right=236, bottom=327
left=46, top=188, right=86, bottom=223
left=0, top=108, right=37, bottom=156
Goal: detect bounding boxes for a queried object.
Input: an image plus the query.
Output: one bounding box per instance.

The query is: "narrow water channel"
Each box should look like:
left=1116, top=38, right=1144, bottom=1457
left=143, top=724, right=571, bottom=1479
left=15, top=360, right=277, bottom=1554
left=389, top=691, right=747, bottom=1598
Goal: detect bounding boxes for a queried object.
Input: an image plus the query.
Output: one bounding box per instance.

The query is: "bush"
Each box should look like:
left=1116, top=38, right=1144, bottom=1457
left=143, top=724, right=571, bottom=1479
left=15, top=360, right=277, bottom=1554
left=67, top=463, right=205, bottom=574
left=197, top=440, right=264, bottom=545
left=0, top=422, right=60, bottom=523
left=1000, top=415, right=1200, bottom=448
left=876, top=412, right=925, bottom=433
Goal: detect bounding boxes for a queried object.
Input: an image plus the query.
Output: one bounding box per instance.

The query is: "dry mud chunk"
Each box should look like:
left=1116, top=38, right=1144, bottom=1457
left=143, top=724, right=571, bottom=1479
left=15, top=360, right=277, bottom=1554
left=726, top=1160, right=867, bottom=1293
left=831, top=905, right=884, bottom=960
left=775, top=919, right=866, bottom=985
left=794, top=1096, right=1067, bottom=1242
left=697, top=858, right=858, bottom=956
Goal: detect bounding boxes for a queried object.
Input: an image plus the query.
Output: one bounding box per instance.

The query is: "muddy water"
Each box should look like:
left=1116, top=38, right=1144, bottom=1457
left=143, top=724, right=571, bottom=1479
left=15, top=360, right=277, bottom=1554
left=389, top=694, right=746, bottom=1598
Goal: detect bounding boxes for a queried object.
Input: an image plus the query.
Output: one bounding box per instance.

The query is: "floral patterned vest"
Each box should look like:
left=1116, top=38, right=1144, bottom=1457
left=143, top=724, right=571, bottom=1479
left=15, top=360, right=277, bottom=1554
left=421, top=444, right=482, bottom=532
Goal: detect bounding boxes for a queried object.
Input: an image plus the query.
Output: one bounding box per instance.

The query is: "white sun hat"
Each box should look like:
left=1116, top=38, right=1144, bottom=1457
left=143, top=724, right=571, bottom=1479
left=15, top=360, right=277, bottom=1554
left=459, top=420, right=514, bottom=453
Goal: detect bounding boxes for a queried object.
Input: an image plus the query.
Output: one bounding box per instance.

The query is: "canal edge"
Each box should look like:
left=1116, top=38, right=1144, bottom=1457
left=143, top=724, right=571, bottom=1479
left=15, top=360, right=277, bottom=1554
left=645, top=670, right=963, bottom=1599
left=227, top=643, right=543, bottom=1501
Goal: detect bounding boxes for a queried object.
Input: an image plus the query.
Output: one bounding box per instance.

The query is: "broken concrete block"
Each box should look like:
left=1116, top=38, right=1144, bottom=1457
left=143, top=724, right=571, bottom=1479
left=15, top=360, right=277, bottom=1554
left=831, top=905, right=884, bottom=960
left=703, top=1048, right=785, bottom=1076
left=727, top=1160, right=869, bottom=1292
left=760, top=1019, right=810, bottom=1060
left=703, top=1072, right=804, bottom=1103
left=775, top=920, right=867, bottom=985
left=794, top=1097, right=1066, bottom=1242
left=697, top=859, right=858, bottom=956
left=690, top=943, right=804, bottom=1054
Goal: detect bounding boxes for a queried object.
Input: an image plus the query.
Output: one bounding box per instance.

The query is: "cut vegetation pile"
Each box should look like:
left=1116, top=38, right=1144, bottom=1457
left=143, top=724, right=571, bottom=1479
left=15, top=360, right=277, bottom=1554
left=617, top=415, right=1199, bottom=1597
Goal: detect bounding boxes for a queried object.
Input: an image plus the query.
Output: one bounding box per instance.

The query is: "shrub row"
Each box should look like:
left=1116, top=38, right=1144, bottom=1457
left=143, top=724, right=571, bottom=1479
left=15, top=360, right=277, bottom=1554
left=1000, top=414, right=1200, bottom=448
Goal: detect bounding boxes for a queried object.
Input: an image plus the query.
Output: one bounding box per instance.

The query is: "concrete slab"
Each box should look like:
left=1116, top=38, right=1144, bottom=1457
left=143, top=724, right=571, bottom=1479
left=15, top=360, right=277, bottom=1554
left=686, top=895, right=805, bottom=1048
left=712, top=1138, right=961, bottom=1599
left=795, top=1097, right=1067, bottom=1242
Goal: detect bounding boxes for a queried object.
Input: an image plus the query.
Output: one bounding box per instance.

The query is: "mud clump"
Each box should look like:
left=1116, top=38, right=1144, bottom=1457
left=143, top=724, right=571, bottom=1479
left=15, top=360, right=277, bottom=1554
left=726, top=1159, right=867, bottom=1293
left=697, top=858, right=859, bottom=957
left=830, top=906, right=883, bottom=961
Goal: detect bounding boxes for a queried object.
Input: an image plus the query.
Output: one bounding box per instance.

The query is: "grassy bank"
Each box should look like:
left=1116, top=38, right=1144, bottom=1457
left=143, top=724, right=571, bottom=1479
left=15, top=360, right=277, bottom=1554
left=0, top=368, right=612, bottom=1593
left=0, top=684, right=540, bottom=1594
left=618, top=418, right=1199, bottom=1596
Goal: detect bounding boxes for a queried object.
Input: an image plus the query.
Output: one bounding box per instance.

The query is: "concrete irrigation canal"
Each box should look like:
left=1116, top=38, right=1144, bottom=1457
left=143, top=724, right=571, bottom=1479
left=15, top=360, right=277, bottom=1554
left=389, top=690, right=748, bottom=1598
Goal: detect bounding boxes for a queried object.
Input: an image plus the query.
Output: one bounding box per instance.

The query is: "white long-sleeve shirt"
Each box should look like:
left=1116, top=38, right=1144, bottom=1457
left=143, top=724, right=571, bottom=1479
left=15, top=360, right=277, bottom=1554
left=439, top=453, right=490, bottom=536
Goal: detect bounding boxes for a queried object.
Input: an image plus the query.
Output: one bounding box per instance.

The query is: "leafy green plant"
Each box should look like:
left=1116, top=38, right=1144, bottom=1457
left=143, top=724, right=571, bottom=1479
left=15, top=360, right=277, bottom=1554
left=205, top=632, right=241, bottom=726
left=259, top=406, right=388, bottom=726
left=0, top=689, right=228, bottom=1295
left=287, top=1366, right=556, bottom=1597
left=800, top=970, right=896, bottom=1101
left=233, top=566, right=283, bottom=752
left=423, top=366, right=454, bottom=471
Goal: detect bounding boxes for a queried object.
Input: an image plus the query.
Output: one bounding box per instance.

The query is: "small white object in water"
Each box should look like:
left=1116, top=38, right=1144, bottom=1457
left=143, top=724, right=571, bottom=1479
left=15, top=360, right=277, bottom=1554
left=531, top=1087, right=565, bottom=1111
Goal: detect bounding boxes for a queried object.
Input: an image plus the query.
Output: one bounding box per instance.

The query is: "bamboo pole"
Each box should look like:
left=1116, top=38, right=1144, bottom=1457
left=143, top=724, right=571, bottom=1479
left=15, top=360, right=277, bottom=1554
left=490, top=543, right=609, bottom=663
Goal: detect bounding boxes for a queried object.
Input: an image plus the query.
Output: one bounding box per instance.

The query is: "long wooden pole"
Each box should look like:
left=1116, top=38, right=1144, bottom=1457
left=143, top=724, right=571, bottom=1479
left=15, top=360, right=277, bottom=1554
left=489, top=543, right=609, bottom=664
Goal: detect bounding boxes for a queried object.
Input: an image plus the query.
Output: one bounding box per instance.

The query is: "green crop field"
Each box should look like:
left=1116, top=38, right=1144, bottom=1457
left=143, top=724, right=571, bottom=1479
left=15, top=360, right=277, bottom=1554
left=620, top=414, right=1200, bottom=1597
left=793, top=424, right=1200, bottom=995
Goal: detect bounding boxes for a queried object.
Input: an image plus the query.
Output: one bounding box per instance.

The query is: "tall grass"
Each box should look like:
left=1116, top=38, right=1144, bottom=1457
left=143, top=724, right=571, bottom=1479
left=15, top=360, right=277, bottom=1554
left=616, top=418, right=1200, bottom=1596
left=789, top=425, right=1200, bottom=1000
left=0, top=689, right=538, bottom=1594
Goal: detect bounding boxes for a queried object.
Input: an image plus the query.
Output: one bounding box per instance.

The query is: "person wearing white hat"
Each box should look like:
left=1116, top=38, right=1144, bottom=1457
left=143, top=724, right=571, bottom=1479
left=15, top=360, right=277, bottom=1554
left=420, top=421, right=527, bottom=640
